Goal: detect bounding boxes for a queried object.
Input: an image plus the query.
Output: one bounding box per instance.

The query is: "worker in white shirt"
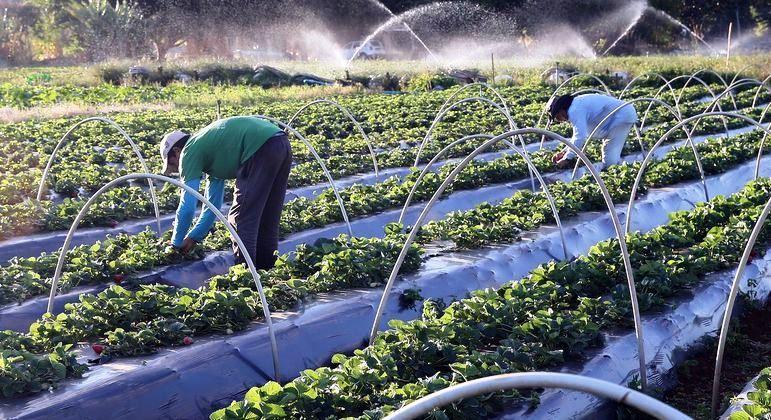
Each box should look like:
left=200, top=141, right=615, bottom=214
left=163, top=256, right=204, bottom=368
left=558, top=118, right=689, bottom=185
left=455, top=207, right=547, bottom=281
left=547, top=93, right=638, bottom=169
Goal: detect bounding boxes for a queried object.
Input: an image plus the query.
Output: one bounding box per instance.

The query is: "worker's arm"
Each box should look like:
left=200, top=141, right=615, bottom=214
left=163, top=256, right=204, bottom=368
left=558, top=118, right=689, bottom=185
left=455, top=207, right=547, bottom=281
left=187, top=177, right=225, bottom=242
left=562, top=113, right=590, bottom=160
left=171, top=177, right=202, bottom=248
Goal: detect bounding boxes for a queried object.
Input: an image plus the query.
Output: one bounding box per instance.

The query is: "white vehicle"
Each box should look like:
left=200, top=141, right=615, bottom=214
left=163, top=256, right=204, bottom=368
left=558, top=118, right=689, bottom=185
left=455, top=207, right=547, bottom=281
left=343, top=40, right=386, bottom=60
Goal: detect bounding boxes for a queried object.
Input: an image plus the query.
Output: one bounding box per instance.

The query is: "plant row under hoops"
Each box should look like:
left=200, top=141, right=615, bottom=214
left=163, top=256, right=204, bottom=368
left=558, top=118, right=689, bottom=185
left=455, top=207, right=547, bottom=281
left=0, top=81, right=753, bottom=241
left=0, top=79, right=720, bottom=208
left=0, top=120, right=767, bottom=308
left=1, top=89, right=765, bottom=246
left=723, top=367, right=771, bottom=419
left=1, top=122, right=771, bottom=399
left=1, top=112, right=769, bottom=307
left=0, top=80, right=746, bottom=195
left=209, top=178, right=771, bottom=419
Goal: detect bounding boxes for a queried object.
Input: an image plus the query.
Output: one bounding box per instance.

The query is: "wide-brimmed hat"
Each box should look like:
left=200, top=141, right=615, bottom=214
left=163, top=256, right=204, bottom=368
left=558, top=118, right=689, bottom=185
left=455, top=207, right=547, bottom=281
left=159, top=131, right=189, bottom=175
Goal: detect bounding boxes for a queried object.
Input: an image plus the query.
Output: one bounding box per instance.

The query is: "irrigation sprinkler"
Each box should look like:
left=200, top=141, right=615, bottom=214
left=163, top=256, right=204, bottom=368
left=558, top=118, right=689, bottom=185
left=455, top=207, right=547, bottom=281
left=397, top=133, right=569, bottom=260
left=569, top=97, right=710, bottom=204
left=36, top=117, right=162, bottom=235
left=383, top=372, right=691, bottom=420
left=710, top=194, right=771, bottom=419
left=414, top=96, right=537, bottom=191
left=44, top=173, right=281, bottom=381
left=370, top=127, right=650, bottom=392
left=251, top=114, right=353, bottom=236
left=625, top=111, right=771, bottom=234
left=287, top=98, right=380, bottom=182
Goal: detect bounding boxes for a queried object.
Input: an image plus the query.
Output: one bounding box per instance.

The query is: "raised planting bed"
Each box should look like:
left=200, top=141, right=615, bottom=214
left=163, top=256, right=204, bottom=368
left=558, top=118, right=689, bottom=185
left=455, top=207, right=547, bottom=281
left=3, top=152, right=770, bottom=419
left=2, top=117, right=766, bottom=313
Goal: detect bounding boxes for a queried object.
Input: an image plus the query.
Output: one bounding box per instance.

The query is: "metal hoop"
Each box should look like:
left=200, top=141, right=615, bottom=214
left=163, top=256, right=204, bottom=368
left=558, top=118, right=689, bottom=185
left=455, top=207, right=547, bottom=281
left=397, top=133, right=569, bottom=260
left=45, top=173, right=281, bottom=381
left=415, top=96, right=516, bottom=168
left=414, top=96, right=536, bottom=191
left=626, top=111, right=771, bottom=233
left=677, top=70, right=737, bottom=111
left=569, top=97, right=710, bottom=204
left=751, top=75, right=771, bottom=108
left=251, top=115, right=353, bottom=236
left=36, top=117, right=162, bottom=235
left=619, top=72, right=677, bottom=101
left=710, top=194, right=771, bottom=418
left=640, top=75, right=727, bottom=137
left=384, top=372, right=691, bottom=420
left=439, top=82, right=513, bottom=118
left=753, top=102, right=771, bottom=180
left=370, top=127, right=649, bottom=391
left=287, top=99, right=380, bottom=182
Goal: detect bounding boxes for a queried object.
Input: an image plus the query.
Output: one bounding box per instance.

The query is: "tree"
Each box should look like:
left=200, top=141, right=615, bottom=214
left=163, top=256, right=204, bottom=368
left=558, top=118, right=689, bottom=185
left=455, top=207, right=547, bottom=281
left=65, top=0, right=146, bottom=61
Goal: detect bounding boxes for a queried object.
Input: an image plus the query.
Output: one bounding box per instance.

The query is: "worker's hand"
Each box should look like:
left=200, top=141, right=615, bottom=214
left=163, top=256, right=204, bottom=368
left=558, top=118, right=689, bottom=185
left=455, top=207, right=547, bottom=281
left=552, top=150, right=566, bottom=164
left=180, top=237, right=197, bottom=254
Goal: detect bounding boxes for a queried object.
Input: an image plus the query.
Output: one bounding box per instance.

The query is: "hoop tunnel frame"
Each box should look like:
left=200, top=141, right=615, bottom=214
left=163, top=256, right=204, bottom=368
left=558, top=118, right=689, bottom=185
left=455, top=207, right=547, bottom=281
left=397, top=133, right=569, bottom=260
left=287, top=98, right=380, bottom=182
left=45, top=173, right=282, bottom=381
left=36, top=117, right=162, bottom=235
left=625, top=111, right=771, bottom=234
left=370, top=127, right=650, bottom=391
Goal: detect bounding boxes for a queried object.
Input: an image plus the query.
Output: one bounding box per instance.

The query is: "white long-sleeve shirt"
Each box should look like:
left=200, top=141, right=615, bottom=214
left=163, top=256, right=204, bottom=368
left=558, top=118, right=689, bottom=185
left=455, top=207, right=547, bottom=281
left=563, top=94, right=638, bottom=158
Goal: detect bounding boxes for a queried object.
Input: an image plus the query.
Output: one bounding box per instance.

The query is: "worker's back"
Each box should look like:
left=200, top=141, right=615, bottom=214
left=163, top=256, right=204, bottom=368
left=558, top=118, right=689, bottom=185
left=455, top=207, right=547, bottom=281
left=180, top=116, right=281, bottom=181
left=569, top=94, right=638, bottom=134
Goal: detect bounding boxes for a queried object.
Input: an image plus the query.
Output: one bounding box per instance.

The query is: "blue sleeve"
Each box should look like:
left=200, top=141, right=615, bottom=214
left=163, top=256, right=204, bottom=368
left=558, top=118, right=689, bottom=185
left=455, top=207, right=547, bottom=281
left=187, top=177, right=225, bottom=242
left=172, top=178, right=202, bottom=247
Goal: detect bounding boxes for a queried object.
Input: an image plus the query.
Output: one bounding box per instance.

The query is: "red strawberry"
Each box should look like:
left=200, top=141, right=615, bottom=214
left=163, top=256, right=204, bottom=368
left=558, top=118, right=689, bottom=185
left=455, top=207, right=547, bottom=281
left=113, top=274, right=125, bottom=284
left=108, top=220, right=119, bottom=228
left=748, top=250, right=759, bottom=262
left=91, top=344, right=104, bottom=355
left=183, top=336, right=193, bottom=345
left=69, top=191, right=78, bottom=198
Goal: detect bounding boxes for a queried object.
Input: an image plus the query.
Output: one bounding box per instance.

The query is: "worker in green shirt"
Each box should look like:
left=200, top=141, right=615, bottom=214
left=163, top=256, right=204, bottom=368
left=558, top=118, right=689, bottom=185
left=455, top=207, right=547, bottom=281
left=159, top=116, right=292, bottom=268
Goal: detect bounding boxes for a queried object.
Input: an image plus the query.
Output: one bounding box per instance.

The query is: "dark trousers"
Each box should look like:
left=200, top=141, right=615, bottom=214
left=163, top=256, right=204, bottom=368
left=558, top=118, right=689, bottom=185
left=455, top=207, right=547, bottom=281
left=229, top=132, right=292, bottom=269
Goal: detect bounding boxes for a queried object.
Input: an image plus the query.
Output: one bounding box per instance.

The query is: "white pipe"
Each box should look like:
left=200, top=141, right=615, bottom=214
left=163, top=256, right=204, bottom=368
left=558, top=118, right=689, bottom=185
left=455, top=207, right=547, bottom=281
left=384, top=372, right=691, bottom=420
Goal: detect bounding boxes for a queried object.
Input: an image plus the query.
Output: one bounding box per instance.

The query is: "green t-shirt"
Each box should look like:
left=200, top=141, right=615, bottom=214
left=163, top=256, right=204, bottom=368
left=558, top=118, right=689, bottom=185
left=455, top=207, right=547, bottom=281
left=180, top=116, right=281, bottom=181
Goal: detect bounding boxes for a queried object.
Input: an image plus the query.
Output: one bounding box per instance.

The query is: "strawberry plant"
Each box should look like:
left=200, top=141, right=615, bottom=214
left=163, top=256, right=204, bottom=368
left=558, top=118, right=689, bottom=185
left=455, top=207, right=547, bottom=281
left=212, top=178, right=771, bottom=419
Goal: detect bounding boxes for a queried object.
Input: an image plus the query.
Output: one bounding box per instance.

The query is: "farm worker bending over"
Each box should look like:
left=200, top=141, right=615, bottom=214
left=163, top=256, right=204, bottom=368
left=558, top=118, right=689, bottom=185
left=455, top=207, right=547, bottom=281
left=159, top=116, right=292, bottom=269
left=547, top=93, right=638, bottom=169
